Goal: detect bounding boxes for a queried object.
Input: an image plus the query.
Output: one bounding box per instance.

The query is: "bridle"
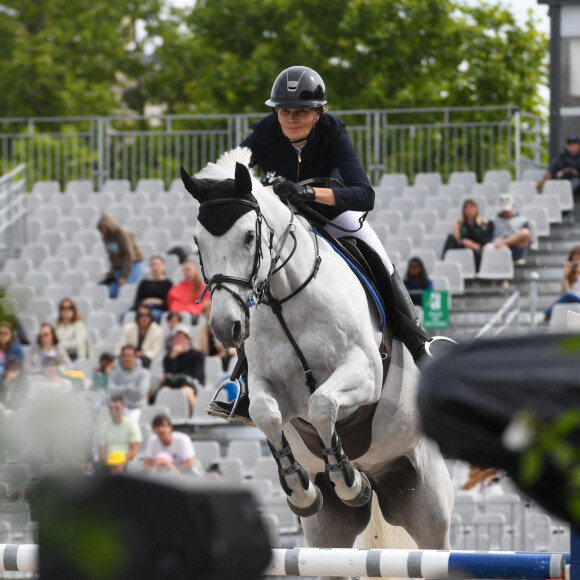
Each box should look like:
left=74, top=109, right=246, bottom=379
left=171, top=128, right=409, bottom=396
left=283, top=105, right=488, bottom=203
left=195, top=193, right=321, bottom=392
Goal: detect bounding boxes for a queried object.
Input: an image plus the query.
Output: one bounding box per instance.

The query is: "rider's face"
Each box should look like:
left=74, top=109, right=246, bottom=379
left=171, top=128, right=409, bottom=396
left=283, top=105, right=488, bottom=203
left=277, top=108, right=319, bottom=144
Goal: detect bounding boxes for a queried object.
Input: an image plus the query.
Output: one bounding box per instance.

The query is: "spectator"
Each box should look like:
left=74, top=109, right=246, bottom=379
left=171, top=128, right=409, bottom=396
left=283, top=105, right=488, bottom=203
left=544, top=245, right=580, bottom=320
left=0, top=321, right=24, bottom=378
left=108, top=345, right=150, bottom=421
left=157, top=325, right=205, bottom=416
left=486, top=193, right=531, bottom=263
left=551, top=135, right=580, bottom=197
left=195, top=301, right=235, bottom=372
left=144, top=414, right=197, bottom=474
left=117, top=303, right=163, bottom=369
left=98, top=395, right=142, bottom=465
left=26, top=323, right=71, bottom=375
left=97, top=212, right=146, bottom=299
left=164, top=312, right=183, bottom=352
left=461, top=466, right=504, bottom=502
left=0, top=357, right=28, bottom=412
left=166, top=259, right=210, bottom=324
left=106, top=451, right=128, bottom=475
left=442, top=198, right=491, bottom=271
left=55, top=298, right=91, bottom=361
left=127, top=255, right=173, bottom=324
left=29, top=356, right=74, bottom=396
left=403, top=257, right=433, bottom=307
left=91, top=352, right=115, bottom=394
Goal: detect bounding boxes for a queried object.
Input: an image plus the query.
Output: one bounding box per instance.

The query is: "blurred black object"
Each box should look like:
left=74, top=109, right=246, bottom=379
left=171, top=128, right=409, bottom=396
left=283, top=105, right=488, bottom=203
left=418, top=333, right=580, bottom=530
left=35, top=474, right=271, bottom=580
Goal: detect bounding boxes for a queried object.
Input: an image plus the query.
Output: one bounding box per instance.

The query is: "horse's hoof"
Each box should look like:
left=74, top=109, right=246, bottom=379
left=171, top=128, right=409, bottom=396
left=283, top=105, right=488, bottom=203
left=287, top=486, right=323, bottom=517
left=342, top=472, right=372, bottom=507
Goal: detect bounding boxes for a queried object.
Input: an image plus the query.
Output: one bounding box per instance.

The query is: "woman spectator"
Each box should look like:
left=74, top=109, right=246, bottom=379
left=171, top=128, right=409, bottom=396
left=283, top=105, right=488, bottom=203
left=403, top=257, right=433, bottom=307
left=544, top=245, right=580, bottom=321
left=128, top=255, right=173, bottom=323
left=0, top=357, right=28, bottom=412
left=55, top=298, right=91, bottom=362
left=195, top=301, right=235, bottom=372
left=0, top=321, right=24, bottom=378
left=166, top=260, right=210, bottom=324
left=442, top=198, right=491, bottom=271
left=26, top=323, right=71, bottom=375
left=117, top=304, right=163, bottom=369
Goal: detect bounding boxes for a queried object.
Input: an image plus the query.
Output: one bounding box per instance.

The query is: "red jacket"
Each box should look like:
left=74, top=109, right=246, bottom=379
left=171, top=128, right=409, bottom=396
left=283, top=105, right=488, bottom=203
left=167, top=281, right=210, bottom=316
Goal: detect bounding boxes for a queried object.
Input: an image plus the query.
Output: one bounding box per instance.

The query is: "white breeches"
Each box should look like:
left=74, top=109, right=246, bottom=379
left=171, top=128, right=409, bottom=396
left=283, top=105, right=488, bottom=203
left=326, top=211, right=395, bottom=275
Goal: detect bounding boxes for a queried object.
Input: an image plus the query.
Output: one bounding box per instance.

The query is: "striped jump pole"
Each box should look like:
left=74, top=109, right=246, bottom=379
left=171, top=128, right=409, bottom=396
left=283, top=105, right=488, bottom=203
left=0, top=544, right=38, bottom=573
left=264, top=548, right=566, bottom=579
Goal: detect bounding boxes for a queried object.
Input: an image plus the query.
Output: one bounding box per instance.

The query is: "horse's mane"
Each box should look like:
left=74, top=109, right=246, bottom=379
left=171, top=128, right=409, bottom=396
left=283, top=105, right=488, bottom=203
left=195, top=147, right=255, bottom=181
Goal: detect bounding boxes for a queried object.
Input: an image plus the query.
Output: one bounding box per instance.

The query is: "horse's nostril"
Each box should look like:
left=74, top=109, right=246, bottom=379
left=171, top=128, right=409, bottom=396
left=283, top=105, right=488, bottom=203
left=232, top=321, right=242, bottom=343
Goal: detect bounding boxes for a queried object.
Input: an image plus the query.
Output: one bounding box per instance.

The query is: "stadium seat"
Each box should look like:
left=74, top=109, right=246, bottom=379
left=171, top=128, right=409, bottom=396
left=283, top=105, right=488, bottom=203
left=136, top=178, right=165, bottom=198
left=411, top=208, right=439, bottom=233
left=72, top=229, right=101, bottom=250
left=370, top=209, right=403, bottom=234
left=0, top=272, right=16, bottom=289
left=432, top=261, right=465, bottom=293
left=5, top=284, right=36, bottom=311
left=389, top=198, right=416, bottom=220
left=55, top=242, right=87, bottom=267
left=508, top=181, right=537, bottom=205
left=37, top=230, right=66, bottom=253
left=38, top=257, right=69, bottom=280
left=65, top=179, right=95, bottom=197
left=60, top=270, right=90, bottom=295
left=378, top=173, right=408, bottom=196
left=74, top=297, right=94, bottom=322
left=20, top=243, right=50, bottom=268
left=386, top=235, right=414, bottom=262
left=522, top=206, right=550, bottom=237
left=483, top=170, right=511, bottom=193
left=191, top=440, right=221, bottom=471
left=402, top=185, right=428, bottom=208
left=140, top=202, right=169, bottom=221
left=139, top=405, right=172, bottom=427
left=86, top=310, right=118, bottom=340
left=218, top=457, right=245, bottom=485
left=43, top=283, right=73, bottom=304
left=414, top=172, right=442, bottom=196
left=522, top=168, right=547, bottom=183
left=81, top=285, right=109, bottom=310
left=472, top=512, right=507, bottom=551
left=91, top=192, right=116, bottom=212
left=411, top=248, right=437, bottom=274
left=124, top=192, right=149, bottom=211
left=102, top=179, right=131, bottom=196
left=443, top=248, right=477, bottom=280
left=477, top=248, right=514, bottom=281
left=147, top=228, right=172, bottom=253
left=160, top=215, right=187, bottom=234
left=542, top=180, right=574, bottom=212
left=23, top=271, right=54, bottom=296
left=431, top=219, right=455, bottom=237
left=448, top=171, right=477, bottom=192
left=191, top=389, right=227, bottom=426
left=124, top=216, right=154, bottom=240
left=531, top=193, right=562, bottom=224
left=226, top=440, right=263, bottom=475
left=50, top=193, right=75, bottom=216
left=71, top=204, right=101, bottom=228
left=397, top=222, right=426, bottom=247
left=169, top=178, right=188, bottom=196
left=419, top=234, right=447, bottom=257
left=472, top=182, right=501, bottom=205
left=76, top=256, right=108, bottom=283
left=105, top=203, right=130, bottom=225
left=29, top=204, right=62, bottom=225
left=31, top=181, right=61, bottom=199
left=25, top=297, right=56, bottom=324
left=424, top=196, right=452, bottom=219
left=549, top=303, right=580, bottom=333
left=437, top=184, right=466, bottom=204
left=373, top=185, right=395, bottom=209
left=0, top=502, right=32, bottom=543
left=155, top=388, right=191, bottom=424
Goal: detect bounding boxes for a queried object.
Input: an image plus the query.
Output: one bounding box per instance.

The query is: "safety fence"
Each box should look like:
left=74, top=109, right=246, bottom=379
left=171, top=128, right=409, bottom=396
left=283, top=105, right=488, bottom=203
left=0, top=106, right=548, bottom=191
left=0, top=164, right=27, bottom=261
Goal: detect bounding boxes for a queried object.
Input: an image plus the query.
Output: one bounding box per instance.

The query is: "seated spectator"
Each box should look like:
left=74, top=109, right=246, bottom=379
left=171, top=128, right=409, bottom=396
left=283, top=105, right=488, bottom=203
left=167, top=259, right=210, bottom=324
left=461, top=465, right=504, bottom=502
left=98, top=395, right=142, bottom=466
left=97, top=212, right=146, bottom=299
left=155, top=325, right=205, bottom=417
left=127, top=255, right=173, bottom=324
left=485, top=193, right=530, bottom=263
left=106, top=451, right=128, bottom=475
left=108, top=345, right=150, bottom=421
left=144, top=414, right=197, bottom=474
left=164, top=312, right=183, bottom=352
left=117, top=303, right=163, bottom=369
left=442, top=198, right=491, bottom=271
left=29, top=356, right=74, bottom=397
left=91, top=352, right=115, bottom=393
left=0, top=357, right=28, bottom=412
left=26, top=323, right=71, bottom=375
left=0, top=321, right=24, bottom=378
left=551, top=134, right=580, bottom=197
left=55, top=298, right=91, bottom=361
left=403, top=257, right=433, bottom=307
left=544, top=245, right=580, bottom=320
left=195, top=301, right=235, bottom=372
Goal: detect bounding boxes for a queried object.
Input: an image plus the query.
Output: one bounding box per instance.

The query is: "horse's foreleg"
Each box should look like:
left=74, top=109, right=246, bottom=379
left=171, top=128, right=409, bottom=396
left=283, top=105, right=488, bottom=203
left=249, top=390, right=323, bottom=517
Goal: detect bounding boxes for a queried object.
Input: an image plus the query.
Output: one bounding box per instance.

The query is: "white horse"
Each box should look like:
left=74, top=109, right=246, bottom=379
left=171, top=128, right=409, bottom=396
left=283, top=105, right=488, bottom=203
left=181, top=148, right=453, bottom=580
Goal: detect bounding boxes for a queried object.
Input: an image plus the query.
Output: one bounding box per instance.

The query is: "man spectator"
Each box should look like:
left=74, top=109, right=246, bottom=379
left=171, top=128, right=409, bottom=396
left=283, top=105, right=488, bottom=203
left=551, top=135, right=580, bottom=196
left=98, top=395, right=142, bottom=465
left=144, top=414, right=197, bottom=474
left=486, top=193, right=530, bottom=263
left=108, top=345, right=150, bottom=420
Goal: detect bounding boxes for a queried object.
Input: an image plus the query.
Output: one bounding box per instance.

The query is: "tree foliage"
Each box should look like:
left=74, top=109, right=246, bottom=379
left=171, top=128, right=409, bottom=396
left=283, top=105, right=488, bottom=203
left=0, top=0, right=548, bottom=119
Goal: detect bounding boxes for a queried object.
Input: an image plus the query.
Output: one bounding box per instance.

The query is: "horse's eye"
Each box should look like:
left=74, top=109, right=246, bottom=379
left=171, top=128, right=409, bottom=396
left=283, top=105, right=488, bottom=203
left=193, top=236, right=198, bottom=246
left=245, top=231, right=255, bottom=246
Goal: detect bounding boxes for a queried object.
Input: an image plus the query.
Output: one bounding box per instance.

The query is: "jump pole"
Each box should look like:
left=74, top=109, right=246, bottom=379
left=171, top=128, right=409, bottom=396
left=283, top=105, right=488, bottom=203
left=264, top=548, right=566, bottom=579
left=0, top=544, right=38, bottom=573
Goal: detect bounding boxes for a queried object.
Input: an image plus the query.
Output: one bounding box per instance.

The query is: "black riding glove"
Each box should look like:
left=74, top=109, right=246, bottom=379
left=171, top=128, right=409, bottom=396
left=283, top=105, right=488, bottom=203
left=273, top=180, right=316, bottom=205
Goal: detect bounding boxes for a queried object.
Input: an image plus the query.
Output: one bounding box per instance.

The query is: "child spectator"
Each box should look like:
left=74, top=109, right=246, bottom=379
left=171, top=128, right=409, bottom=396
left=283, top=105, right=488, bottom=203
left=164, top=312, right=183, bottom=352
left=55, top=298, right=91, bottom=361
left=91, top=352, right=115, bottom=393
left=403, top=257, right=433, bottom=307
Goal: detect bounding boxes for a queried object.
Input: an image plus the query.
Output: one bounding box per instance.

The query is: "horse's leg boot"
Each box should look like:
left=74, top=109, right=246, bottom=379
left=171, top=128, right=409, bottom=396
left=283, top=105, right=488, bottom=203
left=390, top=269, right=455, bottom=368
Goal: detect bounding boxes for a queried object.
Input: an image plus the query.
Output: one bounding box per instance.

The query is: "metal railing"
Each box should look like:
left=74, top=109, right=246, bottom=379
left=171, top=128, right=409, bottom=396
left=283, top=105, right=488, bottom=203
left=475, top=290, right=521, bottom=339
left=0, top=164, right=27, bottom=263
left=0, top=106, right=548, bottom=191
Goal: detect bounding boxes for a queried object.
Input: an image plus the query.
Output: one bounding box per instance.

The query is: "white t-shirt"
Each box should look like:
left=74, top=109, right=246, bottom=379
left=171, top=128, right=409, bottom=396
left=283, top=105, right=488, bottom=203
left=145, top=432, right=195, bottom=469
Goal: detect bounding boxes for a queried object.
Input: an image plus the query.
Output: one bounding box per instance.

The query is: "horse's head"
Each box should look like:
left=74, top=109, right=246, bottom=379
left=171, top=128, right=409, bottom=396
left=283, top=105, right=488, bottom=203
left=181, top=160, right=273, bottom=348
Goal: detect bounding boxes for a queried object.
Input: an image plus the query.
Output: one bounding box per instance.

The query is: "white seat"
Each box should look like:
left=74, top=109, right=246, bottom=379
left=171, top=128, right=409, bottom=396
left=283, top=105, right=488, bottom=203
left=140, top=202, right=169, bottom=221
left=473, top=512, right=507, bottom=551
left=74, top=297, right=93, bottom=321
left=472, top=182, right=500, bottom=205
left=55, top=216, right=83, bottom=238
left=373, top=222, right=390, bottom=244
left=65, top=179, right=95, bottom=197
left=437, top=184, right=465, bottom=204
left=43, top=283, right=73, bottom=303
left=136, top=178, right=165, bottom=198
left=139, top=405, right=172, bottom=427
left=19, top=313, right=39, bottom=343
left=444, top=248, right=477, bottom=279
left=30, top=205, right=62, bottom=225
left=431, top=274, right=452, bottom=297
left=432, top=261, right=464, bottom=293
left=0, top=272, right=17, bottom=288
left=402, top=185, right=428, bottom=208
left=82, top=286, right=109, bottom=310
left=205, top=357, right=228, bottom=390
left=521, top=206, right=550, bottom=237
left=527, top=218, right=539, bottom=251
left=155, top=388, right=191, bottom=423
left=31, top=181, right=61, bottom=198
left=102, top=179, right=131, bottom=196
left=147, top=228, right=172, bottom=253
left=542, top=180, right=574, bottom=212
left=5, top=284, right=36, bottom=311
left=23, top=271, right=54, bottom=296
left=37, top=230, right=65, bottom=253
left=192, top=440, right=221, bottom=471
left=449, top=171, right=477, bottom=192
left=410, top=208, right=439, bottom=233
left=71, top=204, right=101, bottom=228
left=253, top=456, right=279, bottom=489
left=87, top=310, right=119, bottom=340
left=50, top=194, right=75, bottom=217
left=55, top=242, right=87, bottom=267
left=191, top=389, right=227, bottom=426
left=169, top=178, right=188, bottom=196
left=26, top=217, right=43, bottom=243
left=226, top=440, right=263, bottom=475
left=371, top=209, right=403, bottom=234
left=430, top=219, right=455, bottom=237
left=107, top=203, right=131, bottom=225
left=218, top=457, right=245, bottom=485
left=160, top=215, right=187, bottom=234
left=124, top=192, right=149, bottom=211
left=397, top=222, right=425, bottom=247
left=60, top=270, right=90, bottom=295
left=424, top=196, right=451, bottom=219
left=419, top=235, right=447, bottom=257
left=531, top=193, right=562, bottom=224
left=72, top=229, right=101, bottom=250
left=124, top=216, right=153, bottom=240
left=477, top=248, right=514, bottom=280
left=483, top=170, right=511, bottom=193
left=373, top=185, right=395, bottom=208
left=378, top=173, right=408, bottom=196
left=77, top=256, right=108, bottom=283
left=508, top=181, right=537, bottom=205
left=91, top=192, right=116, bottom=211
left=414, top=172, right=442, bottom=196
left=38, top=257, right=69, bottom=280
left=522, top=168, right=548, bottom=183
left=549, top=303, right=580, bottom=333
left=386, top=236, right=414, bottom=262
left=3, top=258, right=34, bottom=282
left=389, top=198, right=416, bottom=220
left=20, top=243, right=50, bottom=268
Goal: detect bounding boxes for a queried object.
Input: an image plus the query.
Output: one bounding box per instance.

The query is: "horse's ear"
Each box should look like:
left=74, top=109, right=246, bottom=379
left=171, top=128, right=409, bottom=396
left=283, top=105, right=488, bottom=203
left=180, top=166, right=208, bottom=202
left=234, top=162, right=253, bottom=197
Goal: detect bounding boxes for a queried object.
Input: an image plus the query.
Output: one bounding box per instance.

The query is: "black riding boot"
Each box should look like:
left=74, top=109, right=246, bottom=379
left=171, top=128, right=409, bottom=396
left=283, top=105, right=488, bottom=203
left=390, top=269, right=453, bottom=367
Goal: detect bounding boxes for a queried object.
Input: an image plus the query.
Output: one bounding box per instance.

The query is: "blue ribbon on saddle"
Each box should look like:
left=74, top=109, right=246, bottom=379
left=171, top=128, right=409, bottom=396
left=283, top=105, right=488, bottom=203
left=315, top=231, right=386, bottom=333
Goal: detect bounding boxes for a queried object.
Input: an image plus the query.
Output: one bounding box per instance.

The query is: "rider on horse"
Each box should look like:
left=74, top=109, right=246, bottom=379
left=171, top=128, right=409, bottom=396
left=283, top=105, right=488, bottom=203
left=213, top=65, right=449, bottom=419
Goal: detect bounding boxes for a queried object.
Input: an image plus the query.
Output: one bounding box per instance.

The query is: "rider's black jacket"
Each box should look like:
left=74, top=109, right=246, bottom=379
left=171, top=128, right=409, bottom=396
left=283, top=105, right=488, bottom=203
left=241, top=112, right=374, bottom=221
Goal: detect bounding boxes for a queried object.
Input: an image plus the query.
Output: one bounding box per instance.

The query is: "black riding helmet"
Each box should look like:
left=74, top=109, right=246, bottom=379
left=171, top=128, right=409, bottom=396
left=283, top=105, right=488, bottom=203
left=265, top=66, right=327, bottom=109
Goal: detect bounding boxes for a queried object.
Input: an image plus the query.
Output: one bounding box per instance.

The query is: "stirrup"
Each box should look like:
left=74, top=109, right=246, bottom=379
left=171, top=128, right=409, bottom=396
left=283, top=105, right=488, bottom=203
left=424, top=336, right=457, bottom=358
left=206, top=377, right=254, bottom=425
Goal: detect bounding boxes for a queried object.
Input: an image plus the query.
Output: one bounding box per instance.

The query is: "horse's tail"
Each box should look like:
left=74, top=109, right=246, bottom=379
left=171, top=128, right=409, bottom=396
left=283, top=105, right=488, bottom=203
left=358, top=493, right=417, bottom=580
